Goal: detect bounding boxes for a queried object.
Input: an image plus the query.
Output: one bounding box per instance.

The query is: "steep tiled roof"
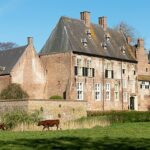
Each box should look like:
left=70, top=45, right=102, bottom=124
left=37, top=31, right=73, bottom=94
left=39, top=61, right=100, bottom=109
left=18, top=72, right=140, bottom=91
left=40, top=16, right=137, bottom=62
left=0, top=46, right=27, bottom=75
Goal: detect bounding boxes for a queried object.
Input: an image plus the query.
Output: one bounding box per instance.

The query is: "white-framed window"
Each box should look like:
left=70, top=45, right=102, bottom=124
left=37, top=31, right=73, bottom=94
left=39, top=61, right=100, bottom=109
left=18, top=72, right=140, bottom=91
left=81, top=38, right=87, bottom=47
left=114, top=84, right=119, bottom=101
left=106, top=83, right=110, bottom=100
left=77, top=58, right=83, bottom=76
left=95, top=83, right=101, bottom=100
left=123, top=92, right=128, bottom=102
left=145, top=82, right=149, bottom=89
left=141, top=81, right=150, bottom=89
left=123, top=79, right=127, bottom=88
left=87, top=59, right=93, bottom=77
left=77, top=82, right=84, bottom=100
left=105, top=63, right=113, bottom=79
left=105, top=70, right=113, bottom=79
left=108, top=70, right=112, bottom=78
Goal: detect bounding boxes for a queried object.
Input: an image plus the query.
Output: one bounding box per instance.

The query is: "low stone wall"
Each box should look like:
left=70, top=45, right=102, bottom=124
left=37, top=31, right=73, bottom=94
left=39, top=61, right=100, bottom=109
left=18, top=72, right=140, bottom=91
left=0, top=99, right=28, bottom=114
left=0, top=99, right=87, bottom=122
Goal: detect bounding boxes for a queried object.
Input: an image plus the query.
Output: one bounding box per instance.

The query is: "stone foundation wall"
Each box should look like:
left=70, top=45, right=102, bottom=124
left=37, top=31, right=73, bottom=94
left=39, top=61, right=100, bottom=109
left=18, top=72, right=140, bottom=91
left=0, top=99, right=87, bottom=122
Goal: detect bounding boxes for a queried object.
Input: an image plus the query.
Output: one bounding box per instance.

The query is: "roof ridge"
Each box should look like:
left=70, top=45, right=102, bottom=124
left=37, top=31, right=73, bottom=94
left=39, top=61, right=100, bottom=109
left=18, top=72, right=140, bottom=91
left=60, top=16, right=84, bottom=23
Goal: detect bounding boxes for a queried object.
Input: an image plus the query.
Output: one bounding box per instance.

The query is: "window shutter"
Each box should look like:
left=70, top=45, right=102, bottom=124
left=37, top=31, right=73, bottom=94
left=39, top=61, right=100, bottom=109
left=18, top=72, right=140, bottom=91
left=85, top=68, right=88, bottom=76
left=140, top=85, right=142, bottom=89
left=74, top=66, right=77, bottom=76
left=92, top=68, right=95, bottom=77
left=105, top=70, right=108, bottom=78
left=112, top=70, right=114, bottom=79
left=83, top=67, right=85, bottom=76
left=83, top=67, right=84, bottom=76
left=83, top=67, right=88, bottom=77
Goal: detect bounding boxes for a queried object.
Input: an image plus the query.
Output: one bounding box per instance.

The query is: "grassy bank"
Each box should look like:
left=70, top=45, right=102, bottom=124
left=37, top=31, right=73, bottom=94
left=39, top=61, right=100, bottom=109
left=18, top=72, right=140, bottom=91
left=0, top=122, right=150, bottom=150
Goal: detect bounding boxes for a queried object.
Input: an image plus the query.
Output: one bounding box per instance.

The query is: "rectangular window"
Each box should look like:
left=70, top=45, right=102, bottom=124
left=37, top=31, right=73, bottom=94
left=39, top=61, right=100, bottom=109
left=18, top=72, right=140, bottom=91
left=77, top=58, right=83, bottom=76
left=108, top=70, right=112, bottom=78
left=145, top=85, right=149, bottom=89
left=114, top=84, right=119, bottom=101
left=123, top=92, right=128, bottom=102
left=145, top=82, right=149, bottom=89
left=106, top=83, right=110, bottom=100
left=105, top=70, right=113, bottom=79
left=77, top=82, right=84, bottom=100
left=123, top=79, right=127, bottom=88
left=142, top=84, right=145, bottom=89
left=95, top=83, right=101, bottom=100
left=122, top=69, right=125, bottom=74
left=87, top=59, right=93, bottom=77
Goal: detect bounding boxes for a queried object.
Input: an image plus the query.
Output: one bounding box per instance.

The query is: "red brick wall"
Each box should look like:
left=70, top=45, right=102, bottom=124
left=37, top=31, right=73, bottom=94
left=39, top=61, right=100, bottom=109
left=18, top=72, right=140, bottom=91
left=0, top=75, right=10, bottom=92
left=40, top=52, right=71, bottom=99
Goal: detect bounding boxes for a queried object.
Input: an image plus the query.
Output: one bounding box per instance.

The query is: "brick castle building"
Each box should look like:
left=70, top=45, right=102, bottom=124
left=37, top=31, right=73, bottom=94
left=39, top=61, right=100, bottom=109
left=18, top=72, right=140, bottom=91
left=0, top=11, right=150, bottom=111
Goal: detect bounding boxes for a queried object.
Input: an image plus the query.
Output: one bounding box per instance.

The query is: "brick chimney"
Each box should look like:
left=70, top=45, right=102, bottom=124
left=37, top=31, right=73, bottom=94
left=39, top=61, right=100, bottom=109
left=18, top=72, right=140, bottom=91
left=27, top=37, right=33, bottom=45
left=137, top=38, right=144, bottom=48
left=127, top=36, right=131, bottom=44
left=80, top=11, right=91, bottom=27
left=99, top=16, right=107, bottom=31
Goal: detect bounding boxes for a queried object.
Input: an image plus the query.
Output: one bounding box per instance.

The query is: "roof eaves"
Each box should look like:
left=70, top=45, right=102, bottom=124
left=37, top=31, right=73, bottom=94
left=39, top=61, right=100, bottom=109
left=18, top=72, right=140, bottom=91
left=73, top=51, right=138, bottom=63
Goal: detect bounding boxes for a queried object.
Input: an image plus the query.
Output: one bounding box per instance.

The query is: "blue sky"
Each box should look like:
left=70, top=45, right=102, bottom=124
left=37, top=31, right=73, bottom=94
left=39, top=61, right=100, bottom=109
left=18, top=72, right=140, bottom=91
left=0, top=0, right=150, bottom=52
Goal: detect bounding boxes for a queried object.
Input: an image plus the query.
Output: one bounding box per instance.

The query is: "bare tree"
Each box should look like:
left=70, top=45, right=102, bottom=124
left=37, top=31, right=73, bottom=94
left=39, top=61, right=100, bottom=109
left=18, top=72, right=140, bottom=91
left=0, top=42, right=18, bottom=51
left=114, top=22, right=137, bottom=44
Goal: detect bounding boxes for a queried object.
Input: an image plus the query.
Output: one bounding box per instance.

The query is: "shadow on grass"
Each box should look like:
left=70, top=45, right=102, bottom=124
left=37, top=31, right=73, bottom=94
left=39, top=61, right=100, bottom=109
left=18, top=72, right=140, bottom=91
left=0, top=137, right=149, bottom=150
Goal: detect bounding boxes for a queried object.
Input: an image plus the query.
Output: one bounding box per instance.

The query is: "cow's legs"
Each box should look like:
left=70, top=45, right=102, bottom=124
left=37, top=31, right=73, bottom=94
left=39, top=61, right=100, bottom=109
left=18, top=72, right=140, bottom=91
left=56, top=124, right=59, bottom=130
left=43, top=126, right=46, bottom=131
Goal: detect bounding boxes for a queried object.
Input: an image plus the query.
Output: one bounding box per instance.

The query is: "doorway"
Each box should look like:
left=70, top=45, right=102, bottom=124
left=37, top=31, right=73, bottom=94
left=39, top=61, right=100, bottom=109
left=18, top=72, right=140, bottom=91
left=130, top=97, right=135, bottom=110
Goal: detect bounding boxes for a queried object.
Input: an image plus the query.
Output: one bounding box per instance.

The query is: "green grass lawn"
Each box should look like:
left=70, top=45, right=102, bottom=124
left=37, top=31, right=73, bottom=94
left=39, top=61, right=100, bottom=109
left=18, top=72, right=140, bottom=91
left=0, top=122, right=150, bottom=150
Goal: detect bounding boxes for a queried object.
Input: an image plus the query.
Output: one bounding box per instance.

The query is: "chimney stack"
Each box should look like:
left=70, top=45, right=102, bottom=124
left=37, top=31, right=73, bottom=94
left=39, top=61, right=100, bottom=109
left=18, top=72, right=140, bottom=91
left=80, top=11, right=91, bottom=27
left=137, top=38, right=144, bottom=48
left=27, top=37, right=33, bottom=45
left=99, top=16, right=107, bottom=31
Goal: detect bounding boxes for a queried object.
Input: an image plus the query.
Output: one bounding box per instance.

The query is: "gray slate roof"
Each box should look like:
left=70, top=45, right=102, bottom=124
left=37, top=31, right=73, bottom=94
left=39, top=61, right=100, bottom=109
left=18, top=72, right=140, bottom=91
left=40, top=16, right=137, bottom=62
left=0, top=46, right=27, bottom=75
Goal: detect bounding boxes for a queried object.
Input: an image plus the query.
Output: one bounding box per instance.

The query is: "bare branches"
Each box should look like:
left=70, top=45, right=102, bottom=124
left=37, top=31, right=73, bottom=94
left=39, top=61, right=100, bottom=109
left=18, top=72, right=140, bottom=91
left=0, top=42, right=18, bottom=51
left=114, top=22, right=137, bottom=44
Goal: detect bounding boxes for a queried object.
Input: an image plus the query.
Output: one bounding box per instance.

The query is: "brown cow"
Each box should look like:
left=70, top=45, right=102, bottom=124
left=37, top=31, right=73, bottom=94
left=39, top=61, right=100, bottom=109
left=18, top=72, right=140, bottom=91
left=0, top=123, right=6, bottom=130
left=38, top=119, right=60, bottom=131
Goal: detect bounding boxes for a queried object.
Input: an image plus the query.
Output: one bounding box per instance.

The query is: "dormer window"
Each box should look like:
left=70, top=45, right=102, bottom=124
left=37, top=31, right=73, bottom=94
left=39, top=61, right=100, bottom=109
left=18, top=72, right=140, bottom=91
left=0, top=66, right=5, bottom=71
left=101, top=42, right=107, bottom=50
left=105, top=33, right=111, bottom=41
left=121, top=46, right=126, bottom=54
left=86, top=29, right=92, bottom=39
left=81, top=38, right=87, bottom=47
